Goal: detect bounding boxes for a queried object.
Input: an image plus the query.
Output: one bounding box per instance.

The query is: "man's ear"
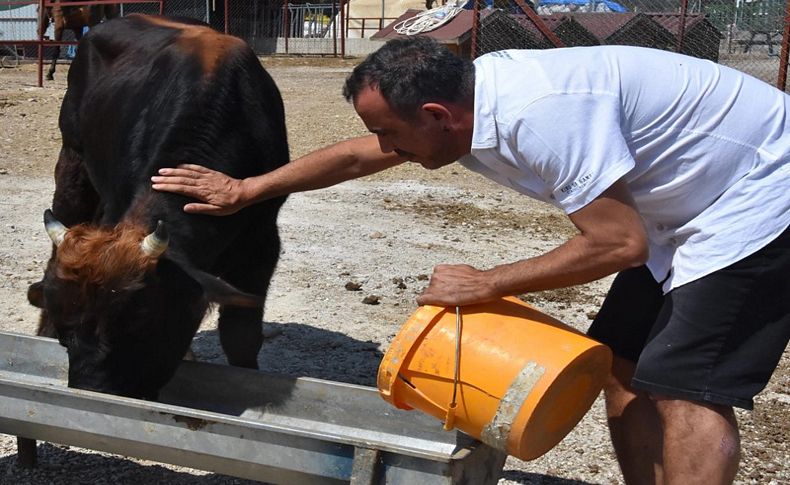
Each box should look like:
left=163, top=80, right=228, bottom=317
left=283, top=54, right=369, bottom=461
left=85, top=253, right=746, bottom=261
left=421, top=102, right=452, bottom=122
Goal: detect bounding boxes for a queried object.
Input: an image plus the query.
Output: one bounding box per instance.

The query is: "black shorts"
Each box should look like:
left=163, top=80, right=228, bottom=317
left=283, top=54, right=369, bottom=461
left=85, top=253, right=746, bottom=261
left=587, top=227, right=790, bottom=410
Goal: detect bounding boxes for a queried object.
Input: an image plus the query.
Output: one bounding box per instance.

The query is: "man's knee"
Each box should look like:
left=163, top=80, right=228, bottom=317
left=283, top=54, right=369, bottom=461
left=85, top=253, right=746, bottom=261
left=651, top=396, right=738, bottom=432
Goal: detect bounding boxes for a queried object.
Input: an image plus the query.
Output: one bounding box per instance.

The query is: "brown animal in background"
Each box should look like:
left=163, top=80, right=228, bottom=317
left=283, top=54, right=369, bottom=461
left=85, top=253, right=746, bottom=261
left=38, top=1, right=118, bottom=80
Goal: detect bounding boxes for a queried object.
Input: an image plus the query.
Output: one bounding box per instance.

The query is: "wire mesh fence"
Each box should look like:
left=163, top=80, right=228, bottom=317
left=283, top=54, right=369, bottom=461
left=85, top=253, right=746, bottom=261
left=1, top=0, right=788, bottom=88
left=471, top=0, right=789, bottom=87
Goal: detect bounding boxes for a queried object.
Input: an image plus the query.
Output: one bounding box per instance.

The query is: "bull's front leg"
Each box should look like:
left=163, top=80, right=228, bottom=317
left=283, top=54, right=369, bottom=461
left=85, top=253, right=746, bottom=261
left=216, top=237, right=279, bottom=368
left=218, top=305, right=264, bottom=369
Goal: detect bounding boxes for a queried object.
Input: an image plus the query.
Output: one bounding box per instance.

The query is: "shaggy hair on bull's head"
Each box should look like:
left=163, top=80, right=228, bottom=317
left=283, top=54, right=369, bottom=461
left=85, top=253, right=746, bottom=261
left=54, top=223, right=159, bottom=294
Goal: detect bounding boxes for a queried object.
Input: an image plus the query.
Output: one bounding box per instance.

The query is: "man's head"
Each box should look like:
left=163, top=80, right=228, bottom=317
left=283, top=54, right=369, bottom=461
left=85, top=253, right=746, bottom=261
left=343, top=37, right=475, bottom=169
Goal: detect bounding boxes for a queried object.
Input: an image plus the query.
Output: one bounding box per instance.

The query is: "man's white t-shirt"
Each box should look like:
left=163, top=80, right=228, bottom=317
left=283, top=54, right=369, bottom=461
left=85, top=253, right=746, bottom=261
left=459, top=46, right=790, bottom=292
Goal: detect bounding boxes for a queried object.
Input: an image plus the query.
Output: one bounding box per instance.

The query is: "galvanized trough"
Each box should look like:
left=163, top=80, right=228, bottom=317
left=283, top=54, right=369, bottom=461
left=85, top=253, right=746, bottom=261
left=0, top=331, right=507, bottom=484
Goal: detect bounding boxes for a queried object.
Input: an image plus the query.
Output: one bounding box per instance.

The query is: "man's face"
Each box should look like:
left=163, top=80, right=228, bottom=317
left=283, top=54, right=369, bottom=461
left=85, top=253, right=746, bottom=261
left=353, top=85, right=456, bottom=170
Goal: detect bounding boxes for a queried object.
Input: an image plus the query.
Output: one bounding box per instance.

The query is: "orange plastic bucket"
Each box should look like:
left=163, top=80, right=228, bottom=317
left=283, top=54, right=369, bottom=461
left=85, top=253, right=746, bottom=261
left=377, top=296, right=612, bottom=461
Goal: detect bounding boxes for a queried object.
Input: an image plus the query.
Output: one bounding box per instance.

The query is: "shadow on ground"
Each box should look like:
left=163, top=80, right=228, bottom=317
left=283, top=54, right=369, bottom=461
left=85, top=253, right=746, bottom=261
left=192, top=321, right=384, bottom=387
left=501, top=469, right=598, bottom=484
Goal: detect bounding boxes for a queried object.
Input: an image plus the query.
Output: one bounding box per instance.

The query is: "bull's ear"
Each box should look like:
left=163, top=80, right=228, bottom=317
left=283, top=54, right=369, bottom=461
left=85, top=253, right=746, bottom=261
left=28, top=281, right=45, bottom=308
left=186, top=268, right=264, bottom=307
left=167, top=254, right=263, bottom=307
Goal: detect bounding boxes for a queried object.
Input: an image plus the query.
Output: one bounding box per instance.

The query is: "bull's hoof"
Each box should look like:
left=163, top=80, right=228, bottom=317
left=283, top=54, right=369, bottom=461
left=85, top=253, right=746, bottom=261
left=46, top=73, right=54, bottom=81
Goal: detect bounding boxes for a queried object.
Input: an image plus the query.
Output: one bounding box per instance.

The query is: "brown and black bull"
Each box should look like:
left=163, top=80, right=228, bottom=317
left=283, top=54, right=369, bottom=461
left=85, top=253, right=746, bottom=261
left=27, top=14, right=289, bottom=400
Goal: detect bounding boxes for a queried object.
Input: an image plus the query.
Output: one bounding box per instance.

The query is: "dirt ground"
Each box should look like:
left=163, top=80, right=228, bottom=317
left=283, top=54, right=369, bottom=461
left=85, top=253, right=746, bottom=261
left=0, top=58, right=787, bottom=484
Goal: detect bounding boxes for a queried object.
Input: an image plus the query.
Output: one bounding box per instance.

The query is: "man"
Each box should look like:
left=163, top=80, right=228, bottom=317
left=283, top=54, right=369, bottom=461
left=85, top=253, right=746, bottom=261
left=152, top=38, right=790, bottom=484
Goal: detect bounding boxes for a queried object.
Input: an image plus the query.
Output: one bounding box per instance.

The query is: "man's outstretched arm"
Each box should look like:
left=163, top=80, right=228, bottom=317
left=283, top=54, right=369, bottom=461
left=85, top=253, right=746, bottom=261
left=151, top=134, right=405, bottom=215
left=417, top=179, right=649, bottom=306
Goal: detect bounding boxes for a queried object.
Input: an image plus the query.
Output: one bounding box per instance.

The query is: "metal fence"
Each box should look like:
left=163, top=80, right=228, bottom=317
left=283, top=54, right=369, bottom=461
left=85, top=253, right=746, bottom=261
left=163, top=0, right=348, bottom=55
left=0, top=0, right=164, bottom=84
left=2, top=0, right=789, bottom=89
left=469, top=0, right=790, bottom=89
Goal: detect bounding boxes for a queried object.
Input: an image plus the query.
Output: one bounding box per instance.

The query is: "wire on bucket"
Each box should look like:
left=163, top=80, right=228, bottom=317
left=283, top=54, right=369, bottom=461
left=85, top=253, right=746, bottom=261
left=443, top=305, right=463, bottom=430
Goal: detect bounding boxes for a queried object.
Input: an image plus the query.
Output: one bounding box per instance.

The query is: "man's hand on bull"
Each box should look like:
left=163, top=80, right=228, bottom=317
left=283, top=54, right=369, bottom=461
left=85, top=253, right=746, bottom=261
left=416, top=264, right=500, bottom=307
left=151, top=164, right=248, bottom=216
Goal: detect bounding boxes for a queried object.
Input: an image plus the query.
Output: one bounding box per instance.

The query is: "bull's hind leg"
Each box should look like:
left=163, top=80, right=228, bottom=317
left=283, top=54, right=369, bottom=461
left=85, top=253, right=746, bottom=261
left=29, top=146, right=99, bottom=336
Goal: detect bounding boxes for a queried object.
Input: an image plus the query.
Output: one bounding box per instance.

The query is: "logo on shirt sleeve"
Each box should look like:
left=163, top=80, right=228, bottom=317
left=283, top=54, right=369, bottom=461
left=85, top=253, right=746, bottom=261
left=558, top=173, right=593, bottom=196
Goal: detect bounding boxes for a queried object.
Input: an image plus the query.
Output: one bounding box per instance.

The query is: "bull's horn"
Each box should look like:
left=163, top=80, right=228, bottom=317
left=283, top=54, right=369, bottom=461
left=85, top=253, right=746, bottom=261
left=141, top=220, right=168, bottom=258
left=44, top=209, right=68, bottom=247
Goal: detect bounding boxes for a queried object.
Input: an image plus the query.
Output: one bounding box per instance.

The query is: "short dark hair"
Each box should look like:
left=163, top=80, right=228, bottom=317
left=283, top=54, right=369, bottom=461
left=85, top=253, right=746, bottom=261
left=343, top=37, right=475, bottom=119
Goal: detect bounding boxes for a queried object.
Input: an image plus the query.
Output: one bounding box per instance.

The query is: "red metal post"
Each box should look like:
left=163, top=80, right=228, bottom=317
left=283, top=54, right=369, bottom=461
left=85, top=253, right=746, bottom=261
left=675, top=0, right=689, bottom=53
left=340, top=0, right=346, bottom=58
left=37, top=0, right=45, bottom=87
left=513, top=0, right=564, bottom=48
left=777, top=0, right=790, bottom=90
left=471, top=0, right=479, bottom=59
left=224, top=0, right=229, bottom=34
left=280, top=1, right=289, bottom=54
left=332, top=2, right=338, bottom=57
left=159, top=0, right=164, bottom=15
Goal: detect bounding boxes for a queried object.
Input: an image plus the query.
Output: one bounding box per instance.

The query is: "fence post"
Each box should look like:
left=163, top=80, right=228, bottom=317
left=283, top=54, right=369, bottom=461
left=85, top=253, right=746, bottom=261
left=340, top=0, right=346, bottom=57
left=471, top=0, right=480, bottom=59
left=675, top=0, right=689, bottom=53
left=333, top=2, right=338, bottom=57
left=777, top=0, right=790, bottom=90
left=281, top=1, right=289, bottom=54
left=37, top=0, right=45, bottom=87
left=512, top=0, right=565, bottom=48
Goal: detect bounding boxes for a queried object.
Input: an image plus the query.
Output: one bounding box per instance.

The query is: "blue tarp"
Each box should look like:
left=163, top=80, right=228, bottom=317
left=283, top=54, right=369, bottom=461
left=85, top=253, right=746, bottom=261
left=537, top=0, right=628, bottom=13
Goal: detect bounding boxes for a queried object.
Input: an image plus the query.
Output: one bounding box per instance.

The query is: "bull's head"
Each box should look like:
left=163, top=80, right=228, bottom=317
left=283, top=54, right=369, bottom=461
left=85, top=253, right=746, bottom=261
left=29, top=209, right=261, bottom=400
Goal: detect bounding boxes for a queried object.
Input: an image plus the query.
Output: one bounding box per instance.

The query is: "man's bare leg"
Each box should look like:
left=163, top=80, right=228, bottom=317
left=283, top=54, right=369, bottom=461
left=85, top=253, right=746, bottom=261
left=654, top=397, right=740, bottom=485
left=603, top=356, right=664, bottom=484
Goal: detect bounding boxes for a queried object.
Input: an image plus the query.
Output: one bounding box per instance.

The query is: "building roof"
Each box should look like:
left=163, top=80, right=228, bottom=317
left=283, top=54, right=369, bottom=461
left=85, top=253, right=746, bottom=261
left=646, top=12, right=723, bottom=38
left=564, top=12, right=643, bottom=40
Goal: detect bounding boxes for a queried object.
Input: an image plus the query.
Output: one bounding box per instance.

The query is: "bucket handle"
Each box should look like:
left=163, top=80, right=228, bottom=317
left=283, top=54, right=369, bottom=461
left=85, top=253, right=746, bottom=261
left=443, top=306, right=463, bottom=431
left=379, top=305, right=450, bottom=401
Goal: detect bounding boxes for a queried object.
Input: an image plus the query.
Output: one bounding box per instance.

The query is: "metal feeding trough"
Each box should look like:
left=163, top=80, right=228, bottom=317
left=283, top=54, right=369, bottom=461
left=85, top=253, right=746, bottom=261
left=0, top=331, right=507, bottom=484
